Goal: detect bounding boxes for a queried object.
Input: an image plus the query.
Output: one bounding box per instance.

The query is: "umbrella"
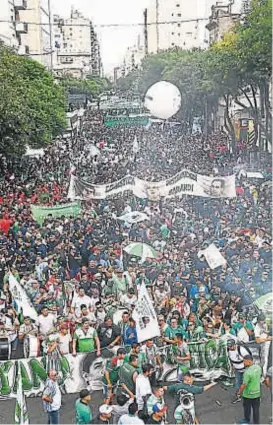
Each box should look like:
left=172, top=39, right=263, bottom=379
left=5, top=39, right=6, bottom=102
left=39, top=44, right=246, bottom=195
left=124, top=242, right=158, bottom=263
left=255, top=293, right=273, bottom=312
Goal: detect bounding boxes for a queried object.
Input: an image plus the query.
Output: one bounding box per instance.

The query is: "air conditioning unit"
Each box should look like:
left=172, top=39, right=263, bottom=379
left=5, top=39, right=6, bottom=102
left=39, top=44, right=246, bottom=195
left=14, top=0, right=27, bottom=10
left=16, top=22, right=28, bottom=33
left=18, top=45, right=29, bottom=55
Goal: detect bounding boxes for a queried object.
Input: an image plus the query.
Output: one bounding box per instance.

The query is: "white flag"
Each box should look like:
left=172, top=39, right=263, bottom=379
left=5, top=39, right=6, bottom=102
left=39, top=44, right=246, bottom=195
left=9, top=274, right=38, bottom=321
left=198, top=243, right=227, bottom=270
left=133, top=136, right=139, bottom=154
left=132, top=283, right=160, bottom=343
left=15, top=363, right=29, bottom=425
left=117, top=211, right=150, bottom=225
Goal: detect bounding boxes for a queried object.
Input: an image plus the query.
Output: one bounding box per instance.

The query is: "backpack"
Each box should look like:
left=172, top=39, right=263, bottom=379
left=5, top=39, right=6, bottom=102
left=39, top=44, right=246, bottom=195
left=238, top=344, right=252, bottom=358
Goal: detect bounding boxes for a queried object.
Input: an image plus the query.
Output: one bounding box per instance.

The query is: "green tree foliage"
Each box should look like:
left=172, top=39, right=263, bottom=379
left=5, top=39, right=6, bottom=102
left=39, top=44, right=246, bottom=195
left=59, top=75, right=110, bottom=97
left=0, top=45, right=66, bottom=156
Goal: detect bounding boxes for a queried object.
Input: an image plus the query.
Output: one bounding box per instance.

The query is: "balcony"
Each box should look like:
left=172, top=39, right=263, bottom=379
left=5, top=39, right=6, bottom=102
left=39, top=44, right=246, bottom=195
left=14, top=0, right=27, bottom=10
left=18, top=45, right=29, bottom=55
left=16, top=22, right=28, bottom=33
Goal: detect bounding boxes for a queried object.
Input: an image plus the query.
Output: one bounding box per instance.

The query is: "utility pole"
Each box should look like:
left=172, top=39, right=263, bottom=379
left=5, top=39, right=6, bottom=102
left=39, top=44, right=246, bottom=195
left=156, top=0, right=159, bottom=52
left=48, top=0, right=53, bottom=71
left=143, top=8, right=148, bottom=55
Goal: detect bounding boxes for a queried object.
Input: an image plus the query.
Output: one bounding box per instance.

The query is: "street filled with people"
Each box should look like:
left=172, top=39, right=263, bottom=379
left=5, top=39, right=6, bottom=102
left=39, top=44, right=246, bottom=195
left=0, top=104, right=272, bottom=424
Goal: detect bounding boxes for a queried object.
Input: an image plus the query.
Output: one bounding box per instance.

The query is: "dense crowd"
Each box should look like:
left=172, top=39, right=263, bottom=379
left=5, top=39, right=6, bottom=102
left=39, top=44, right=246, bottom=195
left=0, top=106, right=272, bottom=424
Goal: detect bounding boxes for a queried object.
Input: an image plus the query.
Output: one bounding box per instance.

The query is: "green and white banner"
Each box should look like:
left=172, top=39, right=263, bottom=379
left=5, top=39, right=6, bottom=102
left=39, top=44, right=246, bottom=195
left=31, top=202, right=81, bottom=225
left=0, top=338, right=267, bottom=399
left=103, top=116, right=149, bottom=127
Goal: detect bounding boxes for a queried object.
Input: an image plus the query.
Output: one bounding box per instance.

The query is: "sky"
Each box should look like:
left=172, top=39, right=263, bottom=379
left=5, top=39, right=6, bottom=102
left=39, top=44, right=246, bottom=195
left=52, top=0, right=149, bottom=74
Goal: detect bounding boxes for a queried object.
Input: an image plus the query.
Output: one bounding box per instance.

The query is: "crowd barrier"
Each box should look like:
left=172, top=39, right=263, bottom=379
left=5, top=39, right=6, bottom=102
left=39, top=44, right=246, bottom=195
left=0, top=338, right=267, bottom=399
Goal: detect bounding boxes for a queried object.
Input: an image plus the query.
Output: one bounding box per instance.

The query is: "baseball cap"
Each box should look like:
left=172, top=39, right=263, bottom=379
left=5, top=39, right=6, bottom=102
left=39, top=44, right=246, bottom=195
left=153, top=404, right=168, bottom=414
left=81, top=318, right=89, bottom=324
left=227, top=339, right=236, bottom=348
left=99, top=404, right=113, bottom=415
left=80, top=389, right=91, bottom=399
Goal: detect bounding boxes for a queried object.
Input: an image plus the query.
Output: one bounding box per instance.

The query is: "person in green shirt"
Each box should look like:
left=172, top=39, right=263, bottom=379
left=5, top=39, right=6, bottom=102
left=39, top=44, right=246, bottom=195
left=102, top=348, right=126, bottom=397
left=164, top=318, right=185, bottom=344
left=238, top=355, right=262, bottom=425
left=75, top=389, right=92, bottom=424
left=72, top=318, right=101, bottom=355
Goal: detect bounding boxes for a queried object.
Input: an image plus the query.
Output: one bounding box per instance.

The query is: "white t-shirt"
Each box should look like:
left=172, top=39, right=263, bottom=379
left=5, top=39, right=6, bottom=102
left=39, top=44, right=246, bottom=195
left=50, top=333, right=71, bottom=355
left=136, top=374, right=152, bottom=410
left=228, top=346, right=249, bottom=371
left=37, top=314, right=55, bottom=337
left=71, top=295, right=92, bottom=315
left=254, top=323, right=268, bottom=339
left=237, top=327, right=250, bottom=344
left=118, top=414, right=144, bottom=425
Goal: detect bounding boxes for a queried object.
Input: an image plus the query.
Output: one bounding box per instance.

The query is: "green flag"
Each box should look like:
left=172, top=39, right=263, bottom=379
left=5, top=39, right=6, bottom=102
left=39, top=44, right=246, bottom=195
left=31, top=202, right=81, bottom=225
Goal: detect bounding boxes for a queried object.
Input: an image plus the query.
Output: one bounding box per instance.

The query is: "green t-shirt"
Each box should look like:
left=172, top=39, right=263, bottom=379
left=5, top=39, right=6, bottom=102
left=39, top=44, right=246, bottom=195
left=102, top=357, right=124, bottom=385
left=243, top=365, right=262, bottom=399
left=165, top=326, right=185, bottom=340
left=73, top=327, right=97, bottom=352
left=75, top=399, right=92, bottom=424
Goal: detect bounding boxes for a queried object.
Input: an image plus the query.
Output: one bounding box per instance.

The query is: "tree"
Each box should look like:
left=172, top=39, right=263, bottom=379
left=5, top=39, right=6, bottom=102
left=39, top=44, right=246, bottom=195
left=59, top=75, right=110, bottom=97
left=0, top=45, right=66, bottom=157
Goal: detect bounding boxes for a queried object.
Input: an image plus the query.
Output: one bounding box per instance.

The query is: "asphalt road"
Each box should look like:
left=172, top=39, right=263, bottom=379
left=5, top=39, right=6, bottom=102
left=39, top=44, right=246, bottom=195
left=0, top=383, right=271, bottom=424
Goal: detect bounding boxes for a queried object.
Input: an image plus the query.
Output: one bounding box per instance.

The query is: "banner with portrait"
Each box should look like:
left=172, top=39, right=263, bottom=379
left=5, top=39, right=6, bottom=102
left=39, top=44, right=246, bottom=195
left=0, top=339, right=268, bottom=400
left=68, top=170, right=236, bottom=201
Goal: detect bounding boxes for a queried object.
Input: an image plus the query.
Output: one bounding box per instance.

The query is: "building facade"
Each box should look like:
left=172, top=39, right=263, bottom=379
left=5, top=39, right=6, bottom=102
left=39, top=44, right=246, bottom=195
left=19, top=0, right=52, bottom=69
left=206, top=2, right=241, bottom=45
left=0, top=0, right=30, bottom=51
left=145, top=0, right=218, bottom=53
left=53, top=9, right=101, bottom=78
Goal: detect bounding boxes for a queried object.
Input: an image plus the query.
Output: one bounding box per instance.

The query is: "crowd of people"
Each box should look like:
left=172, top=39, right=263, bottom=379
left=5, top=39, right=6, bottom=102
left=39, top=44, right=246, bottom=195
left=0, top=104, right=272, bottom=424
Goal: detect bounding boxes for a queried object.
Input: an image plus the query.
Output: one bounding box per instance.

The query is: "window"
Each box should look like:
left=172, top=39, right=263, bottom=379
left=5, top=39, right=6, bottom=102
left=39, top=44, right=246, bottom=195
left=171, top=42, right=175, bottom=46
left=171, top=32, right=175, bottom=35
left=177, top=13, right=181, bottom=17
left=177, top=23, right=181, bottom=27
left=176, top=3, right=180, bottom=6
left=178, top=33, right=181, bottom=36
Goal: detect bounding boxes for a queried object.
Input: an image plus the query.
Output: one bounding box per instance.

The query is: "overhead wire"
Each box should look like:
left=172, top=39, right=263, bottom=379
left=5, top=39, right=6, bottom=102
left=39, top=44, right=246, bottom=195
left=0, top=17, right=208, bottom=29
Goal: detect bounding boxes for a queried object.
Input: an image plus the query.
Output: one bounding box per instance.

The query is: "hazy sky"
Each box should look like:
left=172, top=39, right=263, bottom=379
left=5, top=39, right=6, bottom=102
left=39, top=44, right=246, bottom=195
left=52, top=0, right=149, bottom=74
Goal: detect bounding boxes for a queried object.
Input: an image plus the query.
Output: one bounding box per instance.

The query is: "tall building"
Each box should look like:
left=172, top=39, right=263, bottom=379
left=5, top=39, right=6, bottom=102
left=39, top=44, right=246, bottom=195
left=146, top=0, right=222, bottom=53
left=53, top=9, right=101, bottom=79
left=0, top=0, right=29, bottom=51
left=123, top=36, right=145, bottom=76
left=19, top=0, right=52, bottom=69
left=206, top=1, right=242, bottom=45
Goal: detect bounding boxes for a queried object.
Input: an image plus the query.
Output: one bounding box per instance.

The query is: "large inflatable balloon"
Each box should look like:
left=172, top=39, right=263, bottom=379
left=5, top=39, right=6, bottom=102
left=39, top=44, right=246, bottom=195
left=144, top=81, right=181, bottom=120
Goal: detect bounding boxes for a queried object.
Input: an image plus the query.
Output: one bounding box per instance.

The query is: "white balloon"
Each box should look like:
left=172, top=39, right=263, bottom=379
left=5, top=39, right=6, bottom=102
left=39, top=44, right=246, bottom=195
left=144, top=81, right=181, bottom=120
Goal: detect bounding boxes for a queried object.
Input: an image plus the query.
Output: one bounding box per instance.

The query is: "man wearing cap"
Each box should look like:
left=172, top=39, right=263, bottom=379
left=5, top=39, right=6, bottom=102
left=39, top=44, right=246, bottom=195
left=227, top=338, right=252, bottom=404
left=237, top=355, right=262, bottom=424
left=75, top=389, right=92, bottom=424
left=72, top=318, right=101, bottom=356
left=91, top=404, right=112, bottom=424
